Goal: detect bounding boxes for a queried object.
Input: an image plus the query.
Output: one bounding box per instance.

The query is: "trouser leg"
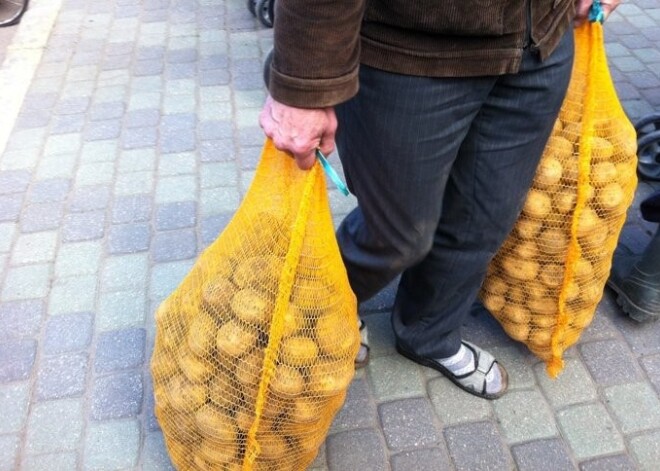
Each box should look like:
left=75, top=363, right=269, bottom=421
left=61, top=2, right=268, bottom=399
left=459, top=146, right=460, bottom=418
left=337, top=31, right=574, bottom=359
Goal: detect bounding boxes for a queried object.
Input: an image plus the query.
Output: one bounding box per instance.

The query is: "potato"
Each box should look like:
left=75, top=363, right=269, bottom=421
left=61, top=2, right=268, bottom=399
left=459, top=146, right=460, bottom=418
left=198, top=438, right=237, bottom=465
left=513, top=240, right=539, bottom=259
left=483, top=294, right=506, bottom=313
left=568, top=306, right=595, bottom=329
left=559, top=123, right=582, bottom=146
left=316, top=313, right=359, bottom=359
left=590, top=136, right=614, bottom=161
left=233, top=255, right=283, bottom=289
left=579, top=220, right=608, bottom=250
left=538, top=228, right=568, bottom=255
left=608, top=123, right=637, bottom=158
left=596, top=182, right=624, bottom=212
left=534, top=156, right=563, bottom=188
left=576, top=207, right=600, bottom=237
left=270, top=364, right=305, bottom=397
left=574, top=258, right=593, bottom=281
left=216, top=320, right=258, bottom=358
left=283, top=303, right=308, bottom=337
left=177, top=347, right=213, bottom=383
left=500, top=305, right=530, bottom=324
left=528, top=297, right=558, bottom=318
left=280, top=336, right=319, bottom=367
left=578, top=283, right=604, bottom=307
left=500, top=320, right=529, bottom=341
left=501, top=256, right=539, bottom=281
left=559, top=101, right=582, bottom=126
left=553, top=189, right=576, bottom=214
left=196, top=403, right=237, bottom=442
left=522, top=189, right=552, bottom=219
left=515, top=217, right=543, bottom=239
left=591, top=161, right=617, bottom=186
left=201, top=278, right=236, bottom=315
left=209, top=373, right=239, bottom=410
left=187, top=314, right=217, bottom=358
left=551, top=118, right=563, bottom=135
left=539, top=263, right=564, bottom=288
left=167, top=374, right=207, bottom=413
left=231, top=288, right=273, bottom=327
left=528, top=328, right=552, bottom=347
left=256, top=434, right=290, bottom=461
left=306, top=360, right=355, bottom=396
left=506, top=284, right=528, bottom=304
left=290, top=396, right=323, bottom=423
left=482, top=275, right=508, bottom=296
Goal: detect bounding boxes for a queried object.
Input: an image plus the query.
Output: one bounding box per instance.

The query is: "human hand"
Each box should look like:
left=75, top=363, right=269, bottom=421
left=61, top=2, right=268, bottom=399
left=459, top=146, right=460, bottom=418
left=259, top=95, right=338, bottom=170
left=574, top=0, right=621, bottom=26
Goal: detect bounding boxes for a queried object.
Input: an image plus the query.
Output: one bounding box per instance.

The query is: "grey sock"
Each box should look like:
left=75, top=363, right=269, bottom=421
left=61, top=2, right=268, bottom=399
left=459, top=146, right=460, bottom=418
left=437, top=344, right=503, bottom=394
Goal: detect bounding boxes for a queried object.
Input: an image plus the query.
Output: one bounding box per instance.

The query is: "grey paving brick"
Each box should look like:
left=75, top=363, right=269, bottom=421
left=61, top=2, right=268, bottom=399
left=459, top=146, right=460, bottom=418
left=159, top=152, right=196, bottom=176
left=629, top=430, right=660, bottom=471
left=0, top=194, right=23, bottom=222
left=556, top=403, right=625, bottom=460
left=535, top=358, right=598, bottom=409
left=200, top=213, right=232, bottom=246
left=11, top=231, right=58, bottom=265
left=487, top=343, right=536, bottom=390
left=576, top=302, right=619, bottom=342
left=43, top=312, right=93, bottom=354
left=79, top=140, right=118, bottom=163
left=20, top=203, right=63, bottom=234
left=0, top=170, right=31, bottom=195
left=200, top=138, right=233, bottom=162
left=579, top=338, right=643, bottom=386
left=444, top=421, right=512, bottom=471
left=107, top=223, right=151, bottom=253
left=29, top=178, right=70, bottom=203
left=111, top=195, right=152, bottom=224
left=330, top=377, right=378, bottom=432
left=36, top=353, right=88, bottom=400
left=122, top=126, right=158, bottom=149
left=118, top=148, right=157, bottom=174
left=16, top=110, right=52, bottom=129
left=134, top=59, right=165, bottom=76
left=51, top=113, right=86, bottom=134
left=604, top=382, right=660, bottom=434
left=0, top=381, right=30, bottom=433
left=166, top=62, right=197, bottom=80
left=155, top=175, right=196, bottom=203
left=97, top=290, right=146, bottom=331
left=579, top=454, right=637, bottom=471
left=102, top=54, right=132, bottom=71
left=125, top=108, right=161, bottom=128
left=90, top=101, right=126, bottom=120
left=95, top=328, right=146, bottom=372
left=378, top=397, right=441, bottom=451
left=142, top=432, right=175, bottom=470
left=160, top=112, right=196, bottom=131
left=198, top=119, right=232, bottom=140
left=155, top=201, right=196, bottom=230
left=0, top=299, right=44, bottom=340
left=368, top=354, right=426, bottom=402
left=512, top=438, right=575, bottom=471
left=428, top=376, right=492, bottom=426
left=0, top=223, right=15, bottom=252
left=640, top=354, right=660, bottom=394
left=136, top=46, right=165, bottom=60
left=160, top=127, right=196, bottom=153
left=84, top=119, right=122, bottom=141
left=55, top=241, right=103, bottom=277
left=21, top=452, right=78, bottom=471
left=91, top=371, right=143, bottom=420
left=68, top=185, right=111, bottom=212
left=61, top=211, right=106, bottom=242
left=326, top=428, right=387, bottom=471
left=55, top=96, right=90, bottom=115
left=0, top=435, right=19, bottom=471
left=101, top=253, right=149, bottom=292
left=390, top=448, right=451, bottom=471
left=83, top=418, right=140, bottom=468
left=25, top=398, right=84, bottom=454
left=1, top=264, right=50, bottom=301
left=605, top=306, right=660, bottom=355
left=48, top=275, right=97, bottom=315
left=493, top=389, right=557, bottom=444
left=152, top=229, right=196, bottom=262
left=199, top=186, right=240, bottom=215
left=198, top=68, right=230, bottom=86
left=23, top=91, right=59, bottom=110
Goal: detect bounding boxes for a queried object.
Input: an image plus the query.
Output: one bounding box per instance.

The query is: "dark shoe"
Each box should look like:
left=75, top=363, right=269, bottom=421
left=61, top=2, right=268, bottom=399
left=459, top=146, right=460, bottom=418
left=355, top=318, right=370, bottom=369
left=607, top=227, right=660, bottom=322
left=396, top=341, right=508, bottom=400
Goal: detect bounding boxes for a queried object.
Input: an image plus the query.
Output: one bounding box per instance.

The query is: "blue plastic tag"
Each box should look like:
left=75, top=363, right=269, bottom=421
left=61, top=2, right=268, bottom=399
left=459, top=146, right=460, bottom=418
left=589, top=0, right=605, bottom=23
left=316, top=149, right=350, bottom=196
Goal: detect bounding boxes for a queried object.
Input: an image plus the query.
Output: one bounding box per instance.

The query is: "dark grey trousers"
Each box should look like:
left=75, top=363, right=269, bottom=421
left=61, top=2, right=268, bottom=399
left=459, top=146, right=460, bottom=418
left=335, top=31, right=574, bottom=358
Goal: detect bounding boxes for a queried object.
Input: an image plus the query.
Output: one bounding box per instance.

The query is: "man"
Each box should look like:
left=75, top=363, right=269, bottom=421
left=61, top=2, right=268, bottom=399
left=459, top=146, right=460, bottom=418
left=260, top=0, right=620, bottom=399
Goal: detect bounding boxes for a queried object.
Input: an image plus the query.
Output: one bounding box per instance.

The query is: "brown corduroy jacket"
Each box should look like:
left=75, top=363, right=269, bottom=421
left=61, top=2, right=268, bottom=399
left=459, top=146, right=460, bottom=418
left=268, top=0, right=576, bottom=108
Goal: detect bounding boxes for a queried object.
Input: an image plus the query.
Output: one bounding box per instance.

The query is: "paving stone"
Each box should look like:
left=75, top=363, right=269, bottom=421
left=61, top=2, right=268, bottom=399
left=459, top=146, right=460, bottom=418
left=134, top=59, right=165, bottom=76
left=2, top=264, right=51, bottom=301
left=83, top=419, right=141, bottom=468
left=0, top=194, right=23, bottom=222
left=200, top=162, right=238, bottom=189
left=149, top=260, right=194, bottom=301
left=36, top=352, right=88, bottom=400
left=152, top=229, right=197, bottom=262
left=107, top=223, right=151, bottom=253
left=20, top=451, right=78, bottom=471
left=603, top=382, right=660, bottom=434
left=25, top=398, right=84, bottom=454
left=28, top=178, right=70, bottom=204
left=43, top=312, right=94, bottom=354
left=97, top=290, right=146, bottom=331
left=200, top=213, right=232, bottom=246
left=155, top=175, right=197, bottom=204
left=512, top=438, right=575, bottom=471
left=368, top=354, right=426, bottom=402
left=11, top=231, right=58, bottom=264
left=579, top=454, right=637, bottom=471
left=160, top=128, right=196, bottom=153
left=61, top=211, right=106, bottom=242
left=579, top=339, right=643, bottom=386
left=326, top=428, right=387, bottom=471
left=90, top=101, right=126, bottom=120
left=202, top=139, right=236, bottom=162
left=428, top=376, right=492, bottom=426
left=444, top=421, right=513, bottom=471
left=48, top=275, right=97, bottom=315
left=155, top=201, right=196, bottom=230
left=0, top=223, right=16, bottom=252
left=112, top=194, right=152, bottom=223
left=91, top=371, right=143, bottom=420
left=51, top=113, right=86, bottom=134
left=378, top=397, right=442, bottom=451
left=534, top=358, right=598, bottom=409
left=54, top=241, right=103, bottom=277
left=0, top=170, right=31, bottom=195
left=576, top=302, right=619, bottom=342
left=629, top=430, right=660, bottom=471
left=79, top=140, right=118, bottom=163
left=122, top=126, right=158, bottom=149
left=640, top=354, right=660, bottom=394
left=95, top=328, right=146, bottom=372
left=0, top=299, right=44, bottom=340
left=118, top=149, right=157, bottom=174
left=493, top=389, right=557, bottom=444
left=55, top=96, right=90, bottom=115
left=115, top=170, right=155, bottom=196
left=84, top=119, right=122, bottom=141
left=605, top=306, right=660, bottom=355
left=0, top=381, right=30, bottom=433
left=158, top=152, right=196, bottom=176
left=390, top=448, right=451, bottom=471
left=101, top=253, right=149, bottom=292
left=556, top=403, right=625, bottom=460
left=125, top=108, right=161, bottom=128
left=20, top=202, right=65, bottom=232
left=68, top=185, right=111, bottom=212
left=199, top=187, right=241, bottom=215
left=198, top=119, right=232, bottom=140
left=0, top=435, right=19, bottom=471
left=142, top=431, right=175, bottom=470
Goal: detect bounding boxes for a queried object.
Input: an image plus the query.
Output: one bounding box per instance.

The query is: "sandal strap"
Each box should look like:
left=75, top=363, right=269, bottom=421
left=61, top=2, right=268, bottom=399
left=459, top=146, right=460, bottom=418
left=455, top=342, right=498, bottom=395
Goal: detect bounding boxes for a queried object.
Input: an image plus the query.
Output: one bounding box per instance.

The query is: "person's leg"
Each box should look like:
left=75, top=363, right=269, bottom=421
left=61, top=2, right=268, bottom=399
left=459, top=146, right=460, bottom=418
left=393, top=30, right=575, bottom=361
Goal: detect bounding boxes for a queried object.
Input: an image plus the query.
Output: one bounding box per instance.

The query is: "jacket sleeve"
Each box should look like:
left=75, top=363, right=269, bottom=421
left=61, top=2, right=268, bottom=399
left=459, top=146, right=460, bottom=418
left=268, top=0, right=367, bottom=108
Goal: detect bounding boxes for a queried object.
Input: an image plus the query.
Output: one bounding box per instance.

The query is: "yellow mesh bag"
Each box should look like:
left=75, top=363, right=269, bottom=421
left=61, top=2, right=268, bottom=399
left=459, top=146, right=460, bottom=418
left=480, top=22, right=638, bottom=378
left=151, top=139, right=359, bottom=470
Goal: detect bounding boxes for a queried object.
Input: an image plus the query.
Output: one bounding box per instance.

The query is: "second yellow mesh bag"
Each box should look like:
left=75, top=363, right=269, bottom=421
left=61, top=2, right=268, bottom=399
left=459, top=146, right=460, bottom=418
left=480, top=22, right=638, bottom=377
left=151, top=139, right=359, bottom=470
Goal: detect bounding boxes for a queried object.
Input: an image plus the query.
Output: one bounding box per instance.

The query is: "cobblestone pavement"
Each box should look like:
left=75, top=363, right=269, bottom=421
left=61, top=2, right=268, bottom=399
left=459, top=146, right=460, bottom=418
left=0, top=0, right=659, bottom=469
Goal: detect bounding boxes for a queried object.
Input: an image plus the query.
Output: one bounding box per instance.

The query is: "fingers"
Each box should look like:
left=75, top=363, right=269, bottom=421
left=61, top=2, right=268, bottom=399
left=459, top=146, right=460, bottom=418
left=601, top=0, right=621, bottom=19
left=574, top=0, right=592, bottom=26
